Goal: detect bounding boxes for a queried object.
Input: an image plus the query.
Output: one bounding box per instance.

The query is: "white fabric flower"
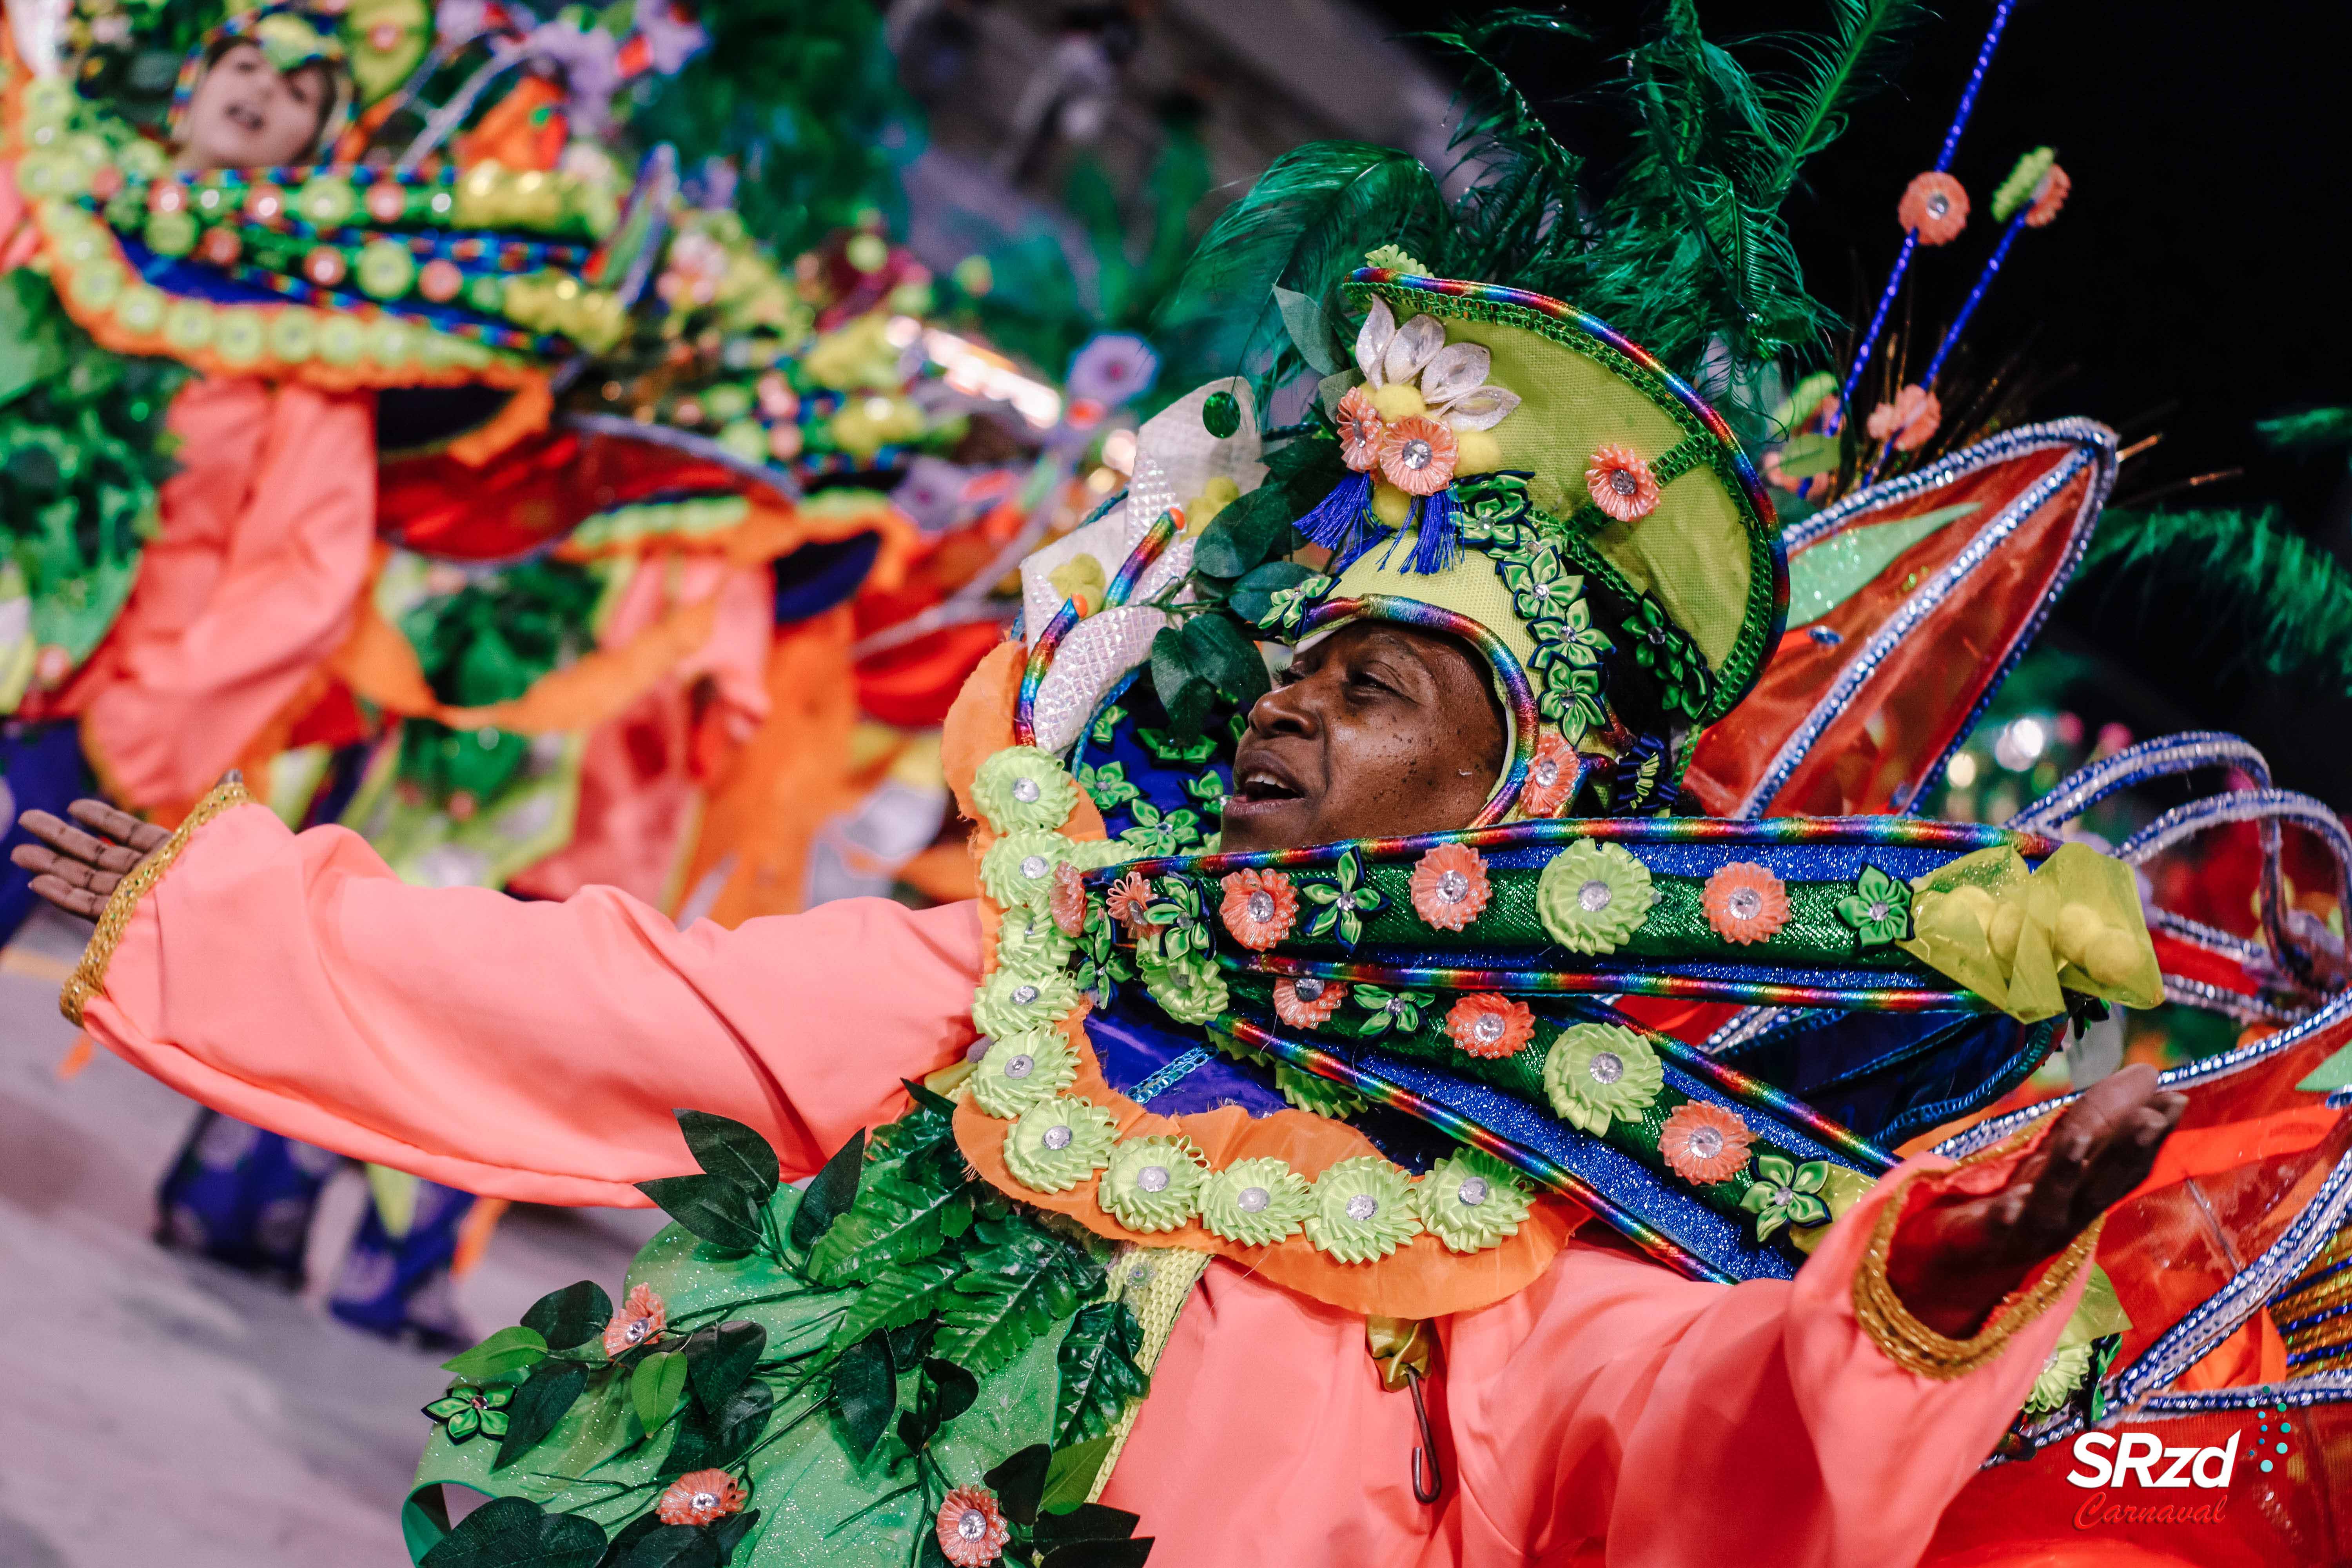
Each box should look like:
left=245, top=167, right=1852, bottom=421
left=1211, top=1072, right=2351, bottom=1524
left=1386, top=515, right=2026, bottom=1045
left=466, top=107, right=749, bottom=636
left=1351, top=299, right=1522, bottom=432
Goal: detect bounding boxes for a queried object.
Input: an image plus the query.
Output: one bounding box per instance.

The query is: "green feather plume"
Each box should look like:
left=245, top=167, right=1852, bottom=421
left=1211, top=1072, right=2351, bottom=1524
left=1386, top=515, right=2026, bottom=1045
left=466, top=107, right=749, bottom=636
left=2258, top=407, right=2352, bottom=460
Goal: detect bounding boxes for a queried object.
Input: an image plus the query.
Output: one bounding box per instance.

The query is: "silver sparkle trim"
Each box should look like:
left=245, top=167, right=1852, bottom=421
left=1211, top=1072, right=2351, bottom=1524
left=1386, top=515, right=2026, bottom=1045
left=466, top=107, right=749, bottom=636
left=1137, top=1165, right=1171, bottom=1192
left=1011, top=776, right=1042, bottom=803
left=1004, top=1054, right=1035, bottom=1080
left=1021, top=854, right=1050, bottom=880
left=1588, top=1051, right=1624, bottom=1085
left=1236, top=1185, right=1270, bottom=1213
left=1578, top=879, right=1612, bottom=912
left=1011, top=984, right=1040, bottom=1006
left=1344, top=1192, right=1380, bottom=1221
left=1457, top=1176, right=1489, bottom=1207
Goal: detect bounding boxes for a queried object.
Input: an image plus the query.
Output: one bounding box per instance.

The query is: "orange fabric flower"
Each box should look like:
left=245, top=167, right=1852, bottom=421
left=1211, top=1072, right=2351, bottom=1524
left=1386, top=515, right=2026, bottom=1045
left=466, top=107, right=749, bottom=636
left=1051, top=860, right=1089, bottom=937
left=1702, top=862, right=1790, bottom=946
left=657, top=1469, right=746, bottom=1526
left=1409, top=843, right=1492, bottom=932
left=1865, top=384, right=1941, bottom=452
left=1518, top=732, right=1580, bottom=819
left=1336, top=385, right=1386, bottom=474
left=1220, top=868, right=1298, bottom=950
left=1104, top=871, right=1153, bottom=934
left=937, top=1485, right=1011, bottom=1566
left=1274, top=976, right=1346, bottom=1028
left=2024, top=163, right=2071, bottom=227
left=1658, top=1101, right=1755, bottom=1185
left=1377, top=416, right=1458, bottom=495
left=602, top=1282, right=668, bottom=1356
left=1584, top=443, right=1659, bottom=523
left=1446, top=993, right=1535, bottom=1060
left=1898, top=171, right=1969, bottom=245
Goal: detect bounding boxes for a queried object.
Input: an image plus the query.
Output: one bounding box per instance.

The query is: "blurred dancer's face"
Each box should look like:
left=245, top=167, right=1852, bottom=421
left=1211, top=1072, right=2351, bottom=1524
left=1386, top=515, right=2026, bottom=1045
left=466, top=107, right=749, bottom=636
left=1221, top=621, right=1506, bottom=853
left=176, top=43, right=329, bottom=173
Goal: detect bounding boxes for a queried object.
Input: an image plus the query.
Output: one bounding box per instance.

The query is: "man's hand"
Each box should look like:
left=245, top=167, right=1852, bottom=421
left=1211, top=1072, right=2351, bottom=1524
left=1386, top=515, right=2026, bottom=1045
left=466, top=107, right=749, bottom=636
left=9, top=799, right=172, bottom=920
left=1887, top=1062, right=2185, bottom=1339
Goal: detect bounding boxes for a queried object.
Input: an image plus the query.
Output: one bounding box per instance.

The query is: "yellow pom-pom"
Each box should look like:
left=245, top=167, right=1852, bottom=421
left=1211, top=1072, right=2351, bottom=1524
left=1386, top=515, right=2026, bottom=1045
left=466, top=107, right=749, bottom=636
left=2084, top=929, right=2142, bottom=987
left=1371, top=481, right=1414, bottom=527
left=1371, top=383, right=1427, bottom=423
left=1454, top=428, right=1503, bottom=475
left=1989, top=900, right=2025, bottom=964
left=1049, top=553, right=1106, bottom=613
left=2054, top=902, right=2105, bottom=967
left=1185, top=475, right=1241, bottom=534
left=1946, top=883, right=1997, bottom=936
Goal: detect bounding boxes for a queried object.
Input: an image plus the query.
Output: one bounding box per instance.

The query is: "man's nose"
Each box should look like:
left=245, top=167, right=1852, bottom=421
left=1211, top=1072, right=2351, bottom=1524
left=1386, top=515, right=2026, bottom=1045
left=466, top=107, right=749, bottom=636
left=1246, top=674, right=1319, bottom=739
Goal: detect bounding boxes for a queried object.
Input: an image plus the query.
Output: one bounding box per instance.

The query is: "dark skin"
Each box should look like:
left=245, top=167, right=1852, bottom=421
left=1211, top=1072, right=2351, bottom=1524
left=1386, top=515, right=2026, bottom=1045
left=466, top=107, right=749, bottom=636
left=13, top=621, right=2182, bottom=1334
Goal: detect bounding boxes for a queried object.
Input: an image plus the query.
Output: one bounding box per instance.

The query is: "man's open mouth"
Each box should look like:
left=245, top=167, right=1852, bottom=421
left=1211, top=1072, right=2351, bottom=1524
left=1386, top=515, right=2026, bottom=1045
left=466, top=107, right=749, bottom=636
left=225, top=104, right=265, bottom=133
left=1232, top=764, right=1305, bottom=805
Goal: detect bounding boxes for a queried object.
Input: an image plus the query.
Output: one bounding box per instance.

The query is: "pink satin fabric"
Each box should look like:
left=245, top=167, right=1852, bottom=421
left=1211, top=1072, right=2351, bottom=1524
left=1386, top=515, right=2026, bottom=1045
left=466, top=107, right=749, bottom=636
left=56, top=379, right=377, bottom=809
left=81, top=805, right=2082, bottom=1565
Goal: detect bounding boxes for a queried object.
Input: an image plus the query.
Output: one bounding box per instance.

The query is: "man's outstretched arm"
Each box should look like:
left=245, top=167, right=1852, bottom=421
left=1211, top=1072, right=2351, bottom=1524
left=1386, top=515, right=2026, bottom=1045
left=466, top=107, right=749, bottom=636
left=15, top=790, right=984, bottom=1205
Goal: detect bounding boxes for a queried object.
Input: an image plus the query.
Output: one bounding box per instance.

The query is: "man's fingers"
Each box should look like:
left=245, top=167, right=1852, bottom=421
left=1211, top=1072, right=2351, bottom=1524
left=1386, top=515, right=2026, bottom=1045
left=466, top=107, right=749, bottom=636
left=28, top=873, right=107, bottom=920
left=65, top=798, right=168, bottom=856
left=2018, top=1065, right=2164, bottom=1244
left=2074, top=1093, right=2188, bottom=1220
left=15, top=808, right=141, bottom=874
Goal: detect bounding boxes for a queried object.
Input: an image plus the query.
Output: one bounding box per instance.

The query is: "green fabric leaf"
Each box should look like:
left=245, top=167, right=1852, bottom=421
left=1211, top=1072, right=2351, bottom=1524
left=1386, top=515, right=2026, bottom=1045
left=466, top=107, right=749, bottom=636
left=1041, top=1436, right=1117, bottom=1512
left=825, top=1252, right=964, bottom=1352
left=663, top=1379, right=774, bottom=1476
left=790, top=1128, right=867, bottom=1250
left=1040, top=1541, right=1154, bottom=1568
left=984, top=1442, right=1053, bottom=1527
left=493, top=1362, right=589, bottom=1471
left=443, top=1325, right=550, bottom=1382
left=417, top=1495, right=605, bottom=1568
left=1271, top=284, right=1339, bottom=376
left=833, top=1333, right=897, bottom=1457
left=1191, top=484, right=1295, bottom=579
left=1230, top=559, right=1316, bottom=626
left=635, top=1174, right=767, bottom=1256
left=936, top=1227, right=1105, bottom=1376
left=630, top=1351, right=691, bottom=1433
left=1052, top=1301, right=1149, bottom=1448
left=1180, top=613, right=1270, bottom=708
left=677, top=1110, right=782, bottom=1200
left=682, top=1320, right=768, bottom=1415
left=615, top=1524, right=718, bottom=1568
left=806, top=1167, right=973, bottom=1285
left=898, top=1357, right=981, bottom=1450
left=521, top=1282, right=613, bottom=1353
left=1034, top=1503, right=1142, bottom=1552
left=710, top=1511, right=759, bottom=1564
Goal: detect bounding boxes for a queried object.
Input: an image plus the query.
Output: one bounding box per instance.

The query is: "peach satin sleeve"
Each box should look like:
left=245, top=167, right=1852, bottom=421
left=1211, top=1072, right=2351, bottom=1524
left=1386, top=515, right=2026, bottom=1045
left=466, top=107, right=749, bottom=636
left=77, top=802, right=985, bottom=1205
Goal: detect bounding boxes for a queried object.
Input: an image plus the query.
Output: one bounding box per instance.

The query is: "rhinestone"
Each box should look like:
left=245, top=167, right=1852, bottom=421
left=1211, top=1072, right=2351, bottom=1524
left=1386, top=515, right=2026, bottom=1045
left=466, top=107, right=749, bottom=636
left=1588, top=1051, right=1624, bottom=1085
left=1457, top=1176, right=1489, bottom=1207
left=1344, top=1192, right=1380, bottom=1221
left=1011, top=776, right=1042, bottom=803
left=1867, top=900, right=1890, bottom=922
left=1011, top=984, right=1039, bottom=1005
left=1578, top=878, right=1613, bottom=912
left=1610, top=468, right=1639, bottom=497
left=1236, top=1185, right=1271, bottom=1213
left=692, top=1492, right=719, bottom=1512
left=1400, top=438, right=1433, bottom=471
left=1472, top=1013, right=1506, bottom=1044
left=622, top=1318, right=649, bottom=1344
left=1686, top=1126, right=1723, bottom=1159
left=1043, top=1124, right=1074, bottom=1151
left=1138, top=1165, right=1171, bottom=1193
left=1294, top=978, right=1324, bottom=1000
left=1004, top=1053, right=1035, bottom=1080
left=1728, top=887, right=1762, bottom=920
left=1021, top=854, right=1050, bottom=879
left=1774, top=1185, right=1793, bottom=1204
left=1436, top=869, right=1469, bottom=903
left=957, top=1509, right=990, bottom=1541
left=1248, top=891, right=1276, bottom=923
left=1532, top=759, right=1559, bottom=787
left=1925, top=191, right=1949, bottom=218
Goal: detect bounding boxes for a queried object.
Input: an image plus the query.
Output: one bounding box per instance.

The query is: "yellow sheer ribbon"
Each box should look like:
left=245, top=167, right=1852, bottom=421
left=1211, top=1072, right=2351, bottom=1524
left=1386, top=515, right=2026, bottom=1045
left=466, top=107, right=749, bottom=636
left=1898, top=842, right=2163, bottom=1023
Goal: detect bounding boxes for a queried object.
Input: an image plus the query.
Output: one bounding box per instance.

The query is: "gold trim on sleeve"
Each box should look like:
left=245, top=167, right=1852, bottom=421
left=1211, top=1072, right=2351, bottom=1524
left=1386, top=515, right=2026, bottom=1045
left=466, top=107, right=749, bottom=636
left=1851, top=1163, right=2104, bottom=1381
left=59, top=779, right=252, bottom=1025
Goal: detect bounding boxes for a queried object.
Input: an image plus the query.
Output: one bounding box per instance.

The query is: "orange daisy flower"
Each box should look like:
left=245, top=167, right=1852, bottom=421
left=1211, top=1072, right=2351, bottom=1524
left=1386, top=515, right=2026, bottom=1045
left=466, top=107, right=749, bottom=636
left=1377, top=416, right=1458, bottom=495
left=1898, top=171, right=1969, bottom=245
left=1584, top=444, right=1659, bottom=523
left=602, top=1282, right=667, bottom=1356
left=937, top=1485, right=1011, bottom=1567
left=1702, top=862, right=1790, bottom=946
left=1519, top=732, right=1580, bottom=819
left=1221, top=868, right=1299, bottom=950
left=1409, top=843, right=1492, bottom=931
left=1274, top=976, right=1346, bottom=1028
left=1336, top=385, right=1386, bottom=474
left=657, top=1470, right=746, bottom=1526
left=1446, top=993, right=1535, bottom=1059
left=2025, top=163, right=2071, bottom=227
left=1658, top=1101, right=1755, bottom=1185
left=1104, top=871, right=1153, bottom=934
left=1050, top=860, right=1089, bottom=938
left=1866, top=384, right=1941, bottom=452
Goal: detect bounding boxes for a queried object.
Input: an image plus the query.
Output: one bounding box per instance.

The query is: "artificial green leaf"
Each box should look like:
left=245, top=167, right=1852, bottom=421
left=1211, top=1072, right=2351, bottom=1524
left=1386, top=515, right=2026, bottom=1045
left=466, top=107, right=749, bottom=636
left=1229, top=559, right=1315, bottom=626
left=442, top=1325, right=549, bottom=1382
left=1053, top=1300, right=1150, bottom=1446
left=985, top=1443, right=1054, bottom=1527
left=521, top=1282, right=612, bottom=1353
left=899, top=1356, right=980, bottom=1449
left=417, top=1495, right=605, bottom=1568
left=1040, top=1541, right=1154, bottom=1568
left=1192, top=483, right=1296, bottom=579
left=630, top=1350, right=691, bottom=1433
left=685, top=1321, right=768, bottom=1412
left=1040, top=1435, right=1116, bottom=1511
left=675, top=1110, right=782, bottom=1200
left=710, top=1510, right=760, bottom=1564
left=635, top=1174, right=766, bottom=1255
left=616, top=1524, right=718, bottom=1568
left=806, top=1168, right=973, bottom=1285
left=1180, top=613, right=1270, bottom=708
left=1034, top=1504, right=1143, bottom=1551
left=834, top=1333, right=896, bottom=1457
left=936, top=1230, right=1105, bottom=1376
left=1271, top=284, right=1339, bottom=375
left=663, top=1379, right=773, bottom=1476
left=493, top=1362, right=588, bottom=1471
left=790, top=1128, right=867, bottom=1250
left=825, top=1252, right=964, bottom=1352
left=1148, top=626, right=1200, bottom=720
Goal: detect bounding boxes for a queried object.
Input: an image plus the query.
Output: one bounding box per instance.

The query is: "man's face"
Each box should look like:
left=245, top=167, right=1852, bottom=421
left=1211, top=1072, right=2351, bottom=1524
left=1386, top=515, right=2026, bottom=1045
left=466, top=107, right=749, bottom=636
left=176, top=43, right=329, bottom=174
left=1220, top=621, right=1506, bottom=853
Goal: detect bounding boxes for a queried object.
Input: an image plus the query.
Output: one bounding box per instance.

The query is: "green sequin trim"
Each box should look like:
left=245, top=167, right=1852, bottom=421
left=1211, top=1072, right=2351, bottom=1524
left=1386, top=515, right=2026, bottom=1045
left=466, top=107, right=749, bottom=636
left=979, top=829, right=1071, bottom=912
left=973, top=746, right=1082, bottom=833
left=1198, top=1157, right=1314, bottom=1246
left=1098, top=1137, right=1205, bottom=1233
left=1535, top=840, right=1657, bottom=953
left=1543, top=1022, right=1665, bottom=1134
left=969, top=1030, right=1078, bottom=1118
left=1002, top=1096, right=1120, bottom=1193
left=1416, top=1149, right=1534, bottom=1254
left=1303, top=1157, right=1423, bottom=1263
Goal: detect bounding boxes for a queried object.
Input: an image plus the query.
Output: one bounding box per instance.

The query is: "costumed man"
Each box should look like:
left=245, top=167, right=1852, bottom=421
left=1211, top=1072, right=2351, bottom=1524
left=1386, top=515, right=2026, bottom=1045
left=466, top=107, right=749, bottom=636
left=11, top=238, right=2201, bottom=1563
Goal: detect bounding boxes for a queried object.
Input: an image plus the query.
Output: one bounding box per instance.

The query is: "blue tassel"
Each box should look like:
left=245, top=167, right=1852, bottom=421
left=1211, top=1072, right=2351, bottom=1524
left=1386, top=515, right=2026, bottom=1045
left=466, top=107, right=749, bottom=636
left=1405, top=487, right=1461, bottom=575
left=1296, top=471, right=1373, bottom=552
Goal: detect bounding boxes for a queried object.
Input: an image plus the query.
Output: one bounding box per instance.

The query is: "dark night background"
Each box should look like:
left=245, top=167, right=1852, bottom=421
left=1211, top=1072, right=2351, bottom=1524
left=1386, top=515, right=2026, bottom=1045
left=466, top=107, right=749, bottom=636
left=1364, top=0, right=2352, bottom=802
